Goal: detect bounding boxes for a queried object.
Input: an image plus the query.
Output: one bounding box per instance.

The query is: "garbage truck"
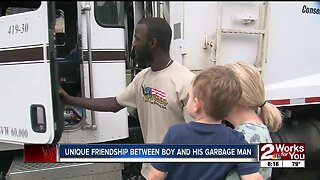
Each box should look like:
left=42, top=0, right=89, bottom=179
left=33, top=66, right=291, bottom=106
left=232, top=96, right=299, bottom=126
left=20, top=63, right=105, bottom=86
left=0, top=1, right=319, bottom=179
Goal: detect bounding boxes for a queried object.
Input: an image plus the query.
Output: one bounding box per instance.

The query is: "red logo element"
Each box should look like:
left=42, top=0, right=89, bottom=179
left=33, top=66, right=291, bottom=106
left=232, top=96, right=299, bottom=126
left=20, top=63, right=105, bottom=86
left=260, top=143, right=305, bottom=160
left=24, top=144, right=57, bottom=162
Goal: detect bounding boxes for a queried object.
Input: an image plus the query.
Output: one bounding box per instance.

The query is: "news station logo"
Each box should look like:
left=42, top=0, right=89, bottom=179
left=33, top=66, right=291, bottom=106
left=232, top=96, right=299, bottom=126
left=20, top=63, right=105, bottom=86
left=24, top=144, right=57, bottom=162
left=259, top=143, right=305, bottom=168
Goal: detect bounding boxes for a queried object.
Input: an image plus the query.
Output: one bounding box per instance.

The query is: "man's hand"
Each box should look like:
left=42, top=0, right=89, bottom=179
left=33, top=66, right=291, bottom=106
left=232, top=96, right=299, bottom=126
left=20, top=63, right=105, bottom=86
left=58, top=88, right=124, bottom=112
left=59, top=88, right=72, bottom=104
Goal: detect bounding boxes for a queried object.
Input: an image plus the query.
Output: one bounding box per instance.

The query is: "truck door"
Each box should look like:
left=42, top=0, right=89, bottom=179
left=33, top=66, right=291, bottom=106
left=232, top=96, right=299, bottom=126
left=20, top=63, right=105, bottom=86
left=55, top=1, right=128, bottom=144
left=59, top=1, right=129, bottom=143
left=0, top=1, right=64, bottom=144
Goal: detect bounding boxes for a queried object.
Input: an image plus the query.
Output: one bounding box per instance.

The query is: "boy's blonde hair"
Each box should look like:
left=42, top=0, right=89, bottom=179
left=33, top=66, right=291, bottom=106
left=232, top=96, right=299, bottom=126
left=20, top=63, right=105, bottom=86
left=225, top=62, right=282, bottom=132
left=192, top=66, right=242, bottom=120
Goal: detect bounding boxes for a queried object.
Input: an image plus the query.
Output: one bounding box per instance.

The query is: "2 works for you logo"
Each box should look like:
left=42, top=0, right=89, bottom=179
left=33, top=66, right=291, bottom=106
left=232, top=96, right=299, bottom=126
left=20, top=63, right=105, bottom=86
left=259, top=143, right=305, bottom=161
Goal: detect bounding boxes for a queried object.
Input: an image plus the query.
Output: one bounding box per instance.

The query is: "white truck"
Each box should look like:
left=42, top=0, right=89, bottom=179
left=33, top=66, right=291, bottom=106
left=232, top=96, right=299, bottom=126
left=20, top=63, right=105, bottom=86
left=0, top=1, right=319, bottom=180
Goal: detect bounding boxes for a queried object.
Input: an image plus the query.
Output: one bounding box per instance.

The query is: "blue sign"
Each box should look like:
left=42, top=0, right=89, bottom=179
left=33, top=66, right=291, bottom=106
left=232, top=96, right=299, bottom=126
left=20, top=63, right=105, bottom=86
left=58, top=144, right=258, bottom=162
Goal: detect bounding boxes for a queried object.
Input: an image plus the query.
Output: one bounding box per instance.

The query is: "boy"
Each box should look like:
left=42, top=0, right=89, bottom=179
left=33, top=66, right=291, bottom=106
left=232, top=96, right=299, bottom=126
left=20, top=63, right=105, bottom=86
left=148, top=66, right=262, bottom=180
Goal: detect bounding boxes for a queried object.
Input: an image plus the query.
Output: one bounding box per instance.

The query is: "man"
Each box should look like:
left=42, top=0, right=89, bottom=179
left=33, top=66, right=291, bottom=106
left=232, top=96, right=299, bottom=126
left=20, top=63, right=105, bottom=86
left=59, top=17, right=195, bottom=179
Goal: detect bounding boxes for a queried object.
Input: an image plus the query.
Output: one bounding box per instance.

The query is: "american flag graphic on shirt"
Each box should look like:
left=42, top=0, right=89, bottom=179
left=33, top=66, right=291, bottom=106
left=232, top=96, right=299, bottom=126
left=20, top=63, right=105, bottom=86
left=142, top=85, right=168, bottom=109
left=145, top=86, right=166, bottom=100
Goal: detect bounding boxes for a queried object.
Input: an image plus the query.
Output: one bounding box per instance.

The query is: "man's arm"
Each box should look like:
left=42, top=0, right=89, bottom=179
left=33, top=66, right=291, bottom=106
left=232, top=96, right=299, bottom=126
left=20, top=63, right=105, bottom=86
left=240, top=172, right=263, bottom=180
left=59, top=88, right=124, bottom=112
left=148, top=166, right=167, bottom=180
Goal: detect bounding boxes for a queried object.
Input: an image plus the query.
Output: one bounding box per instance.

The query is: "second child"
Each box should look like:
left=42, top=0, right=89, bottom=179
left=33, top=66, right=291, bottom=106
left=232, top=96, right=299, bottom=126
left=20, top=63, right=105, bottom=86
left=148, top=66, right=262, bottom=180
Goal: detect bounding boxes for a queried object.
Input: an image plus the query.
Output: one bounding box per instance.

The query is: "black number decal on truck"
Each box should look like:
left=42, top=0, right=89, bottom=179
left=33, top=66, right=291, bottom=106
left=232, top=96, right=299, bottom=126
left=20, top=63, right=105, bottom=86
left=8, top=23, right=29, bottom=34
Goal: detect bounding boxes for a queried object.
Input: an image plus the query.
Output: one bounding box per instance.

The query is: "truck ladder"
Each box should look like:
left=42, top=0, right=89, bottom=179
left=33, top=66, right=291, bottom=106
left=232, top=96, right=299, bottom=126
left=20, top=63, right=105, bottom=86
left=214, top=2, right=269, bottom=74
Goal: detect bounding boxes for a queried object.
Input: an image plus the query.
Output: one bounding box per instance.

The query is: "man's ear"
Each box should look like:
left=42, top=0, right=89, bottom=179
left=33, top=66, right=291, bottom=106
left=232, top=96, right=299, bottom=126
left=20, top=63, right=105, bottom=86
left=150, top=38, right=157, bottom=49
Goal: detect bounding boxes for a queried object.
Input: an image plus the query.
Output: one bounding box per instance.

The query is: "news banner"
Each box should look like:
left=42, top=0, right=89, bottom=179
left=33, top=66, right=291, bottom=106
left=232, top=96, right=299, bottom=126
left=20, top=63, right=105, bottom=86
left=24, top=143, right=305, bottom=168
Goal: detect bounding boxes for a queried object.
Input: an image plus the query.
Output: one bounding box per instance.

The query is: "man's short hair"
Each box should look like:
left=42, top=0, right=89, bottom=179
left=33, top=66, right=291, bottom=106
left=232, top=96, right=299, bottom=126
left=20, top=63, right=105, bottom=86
left=138, top=17, right=172, bottom=53
left=192, top=66, right=242, bottom=120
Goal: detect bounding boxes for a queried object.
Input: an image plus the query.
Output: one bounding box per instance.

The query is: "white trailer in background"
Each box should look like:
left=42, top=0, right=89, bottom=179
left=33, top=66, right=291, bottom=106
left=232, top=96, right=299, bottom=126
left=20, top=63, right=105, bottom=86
left=168, top=2, right=320, bottom=179
left=0, top=1, right=319, bottom=180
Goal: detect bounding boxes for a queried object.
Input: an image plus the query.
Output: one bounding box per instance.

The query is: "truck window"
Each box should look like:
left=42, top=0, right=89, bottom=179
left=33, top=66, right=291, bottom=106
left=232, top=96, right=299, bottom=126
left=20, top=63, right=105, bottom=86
left=0, top=1, right=40, bottom=16
left=94, top=1, right=124, bottom=27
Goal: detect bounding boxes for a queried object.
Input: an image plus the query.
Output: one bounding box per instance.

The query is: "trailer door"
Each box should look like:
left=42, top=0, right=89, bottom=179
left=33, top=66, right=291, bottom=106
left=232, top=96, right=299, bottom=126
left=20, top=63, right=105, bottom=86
left=0, top=1, right=63, bottom=144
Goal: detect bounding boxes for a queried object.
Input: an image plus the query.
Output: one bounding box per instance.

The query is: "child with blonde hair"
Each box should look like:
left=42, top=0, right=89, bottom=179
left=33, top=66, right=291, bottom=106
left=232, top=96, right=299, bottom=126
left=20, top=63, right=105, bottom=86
left=224, top=62, right=283, bottom=180
left=148, top=66, right=263, bottom=180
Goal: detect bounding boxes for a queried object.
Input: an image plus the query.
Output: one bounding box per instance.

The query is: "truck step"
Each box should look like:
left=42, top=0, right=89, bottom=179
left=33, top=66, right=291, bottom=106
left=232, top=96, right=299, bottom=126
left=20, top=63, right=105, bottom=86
left=6, top=156, right=123, bottom=180
left=221, top=28, right=265, bottom=34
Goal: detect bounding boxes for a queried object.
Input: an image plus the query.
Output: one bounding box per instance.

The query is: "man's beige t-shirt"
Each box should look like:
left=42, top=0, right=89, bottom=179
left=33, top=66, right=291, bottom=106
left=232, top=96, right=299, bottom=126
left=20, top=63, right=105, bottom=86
left=116, top=61, right=195, bottom=177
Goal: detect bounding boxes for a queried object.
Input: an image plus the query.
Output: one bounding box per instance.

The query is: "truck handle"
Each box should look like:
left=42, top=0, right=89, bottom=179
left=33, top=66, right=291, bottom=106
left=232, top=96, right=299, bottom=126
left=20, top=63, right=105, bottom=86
left=81, top=3, right=97, bottom=130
